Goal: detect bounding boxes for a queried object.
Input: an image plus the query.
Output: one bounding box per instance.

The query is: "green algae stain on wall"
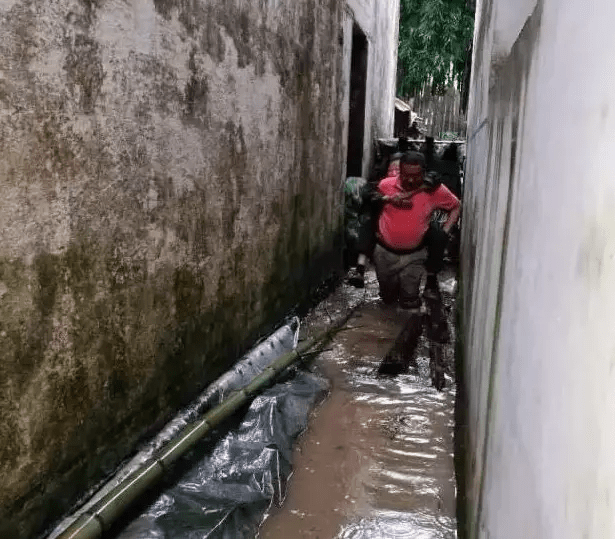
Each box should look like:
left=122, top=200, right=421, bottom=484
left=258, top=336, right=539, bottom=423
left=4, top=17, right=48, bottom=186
left=0, top=0, right=347, bottom=536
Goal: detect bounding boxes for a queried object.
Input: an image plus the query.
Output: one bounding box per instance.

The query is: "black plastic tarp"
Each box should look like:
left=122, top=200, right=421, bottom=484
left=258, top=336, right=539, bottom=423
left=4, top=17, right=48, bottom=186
left=49, top=318, right=328, bottom=539
left=116, top=370, right=328, bottom=539
left=107, top=317, right=328, bottom=539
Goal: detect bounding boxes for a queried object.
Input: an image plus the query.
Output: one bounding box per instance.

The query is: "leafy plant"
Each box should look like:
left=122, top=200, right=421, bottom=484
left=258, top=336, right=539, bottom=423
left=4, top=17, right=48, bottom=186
left=397, top=0, right=475, bottom=97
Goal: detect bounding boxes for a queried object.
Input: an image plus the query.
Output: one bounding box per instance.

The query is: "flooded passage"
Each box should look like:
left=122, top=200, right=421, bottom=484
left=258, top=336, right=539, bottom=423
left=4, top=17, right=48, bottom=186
left=258, top=268, right=458, bottom=539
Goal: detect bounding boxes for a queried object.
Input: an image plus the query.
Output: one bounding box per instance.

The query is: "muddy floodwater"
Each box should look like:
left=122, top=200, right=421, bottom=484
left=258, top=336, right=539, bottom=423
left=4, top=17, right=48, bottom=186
left=258, top=268, right=458, bottom=539
left=61, top=266, right=458, bottom=539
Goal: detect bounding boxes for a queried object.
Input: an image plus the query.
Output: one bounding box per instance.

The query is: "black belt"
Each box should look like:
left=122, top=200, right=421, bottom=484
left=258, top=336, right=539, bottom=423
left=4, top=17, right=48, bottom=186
left=376, top=239, right=424, bottom=256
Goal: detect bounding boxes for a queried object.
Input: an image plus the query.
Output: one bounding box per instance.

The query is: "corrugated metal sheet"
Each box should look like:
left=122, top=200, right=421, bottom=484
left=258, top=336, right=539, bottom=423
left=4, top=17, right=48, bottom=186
left=409, top=88, right=467, bottom=139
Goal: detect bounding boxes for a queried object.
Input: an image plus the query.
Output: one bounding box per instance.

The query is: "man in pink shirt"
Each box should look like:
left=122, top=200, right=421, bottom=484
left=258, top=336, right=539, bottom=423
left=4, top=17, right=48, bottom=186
left=373, top=151, right=460, bottom=309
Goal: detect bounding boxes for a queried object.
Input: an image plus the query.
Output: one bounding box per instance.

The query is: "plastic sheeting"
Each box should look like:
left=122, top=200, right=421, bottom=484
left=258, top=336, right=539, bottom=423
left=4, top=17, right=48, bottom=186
left=115, top=370, right=328, bottom=539
left=49, top=317, right=328, bottom=539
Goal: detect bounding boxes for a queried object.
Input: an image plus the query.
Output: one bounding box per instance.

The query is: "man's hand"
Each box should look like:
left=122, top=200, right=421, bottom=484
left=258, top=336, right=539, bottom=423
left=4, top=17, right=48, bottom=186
left=384, top=192, right=413, bottom=205
left=442, top=205, right=461, bottom=233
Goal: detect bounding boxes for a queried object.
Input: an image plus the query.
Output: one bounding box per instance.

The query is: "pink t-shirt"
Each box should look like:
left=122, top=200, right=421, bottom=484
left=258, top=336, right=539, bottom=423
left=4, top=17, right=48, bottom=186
left=377, top=177, right=460, bottom=251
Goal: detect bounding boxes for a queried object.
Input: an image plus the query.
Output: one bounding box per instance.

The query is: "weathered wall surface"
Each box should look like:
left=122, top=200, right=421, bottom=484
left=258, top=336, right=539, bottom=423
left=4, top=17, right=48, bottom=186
left=462, top=0, right=615, bottom=537
left=346, top=0, right=399, bottom=177
left=0, top=0, right=376, bottom=536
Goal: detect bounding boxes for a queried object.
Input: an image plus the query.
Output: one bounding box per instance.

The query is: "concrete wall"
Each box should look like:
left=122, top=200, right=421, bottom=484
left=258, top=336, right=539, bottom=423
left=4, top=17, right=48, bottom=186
left=461, top=0, right=615, bottom=537
left=346, top=0, right=399, bottom=177
left=0, top=1, right=397, bottom=537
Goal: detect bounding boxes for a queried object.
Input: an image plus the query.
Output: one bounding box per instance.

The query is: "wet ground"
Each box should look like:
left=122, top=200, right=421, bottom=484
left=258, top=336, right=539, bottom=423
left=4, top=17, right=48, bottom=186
left=258, top=267, right=458, bottom=539
left=51, top=266, right=458, bottom=539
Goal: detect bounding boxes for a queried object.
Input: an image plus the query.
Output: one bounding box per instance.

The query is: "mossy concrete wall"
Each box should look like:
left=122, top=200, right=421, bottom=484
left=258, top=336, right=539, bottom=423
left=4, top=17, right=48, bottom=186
left=0, top=1, right=398, bottom=537
left=461, top=0, right=615, bottom=536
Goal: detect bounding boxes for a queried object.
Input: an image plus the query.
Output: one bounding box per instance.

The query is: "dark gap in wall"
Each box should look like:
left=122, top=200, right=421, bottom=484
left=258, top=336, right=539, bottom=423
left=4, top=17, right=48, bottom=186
left=346, top=23, right=368, bottom=178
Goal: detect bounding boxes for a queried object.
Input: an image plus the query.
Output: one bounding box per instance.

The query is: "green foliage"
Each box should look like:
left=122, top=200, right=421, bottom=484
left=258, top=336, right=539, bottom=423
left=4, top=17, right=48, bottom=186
left=397, top=0, right=475, bottom=96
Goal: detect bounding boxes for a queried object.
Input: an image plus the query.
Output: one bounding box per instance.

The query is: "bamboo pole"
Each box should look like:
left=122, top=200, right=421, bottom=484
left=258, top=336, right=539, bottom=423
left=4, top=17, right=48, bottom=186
left=57, top=310, right=356, bottom=539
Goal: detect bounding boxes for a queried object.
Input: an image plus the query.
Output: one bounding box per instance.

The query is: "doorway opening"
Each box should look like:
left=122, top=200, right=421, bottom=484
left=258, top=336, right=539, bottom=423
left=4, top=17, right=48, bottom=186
left=346, top=24, right=368, bottom=178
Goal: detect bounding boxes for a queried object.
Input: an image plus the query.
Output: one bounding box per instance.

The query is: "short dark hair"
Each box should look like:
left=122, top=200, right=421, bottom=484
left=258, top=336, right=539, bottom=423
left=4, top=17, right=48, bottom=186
left=399, top=151, right=425, bottom=167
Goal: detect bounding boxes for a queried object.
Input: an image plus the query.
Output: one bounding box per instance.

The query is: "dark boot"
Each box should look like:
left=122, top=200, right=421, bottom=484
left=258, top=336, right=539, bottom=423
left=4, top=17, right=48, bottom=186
left=347, top=265, right=365, bottom=288
left=378, top=312, right=423, bottom=376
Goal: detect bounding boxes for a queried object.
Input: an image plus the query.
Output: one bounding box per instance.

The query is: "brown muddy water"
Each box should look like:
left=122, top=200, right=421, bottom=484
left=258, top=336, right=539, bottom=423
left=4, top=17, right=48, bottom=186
left=257, top=268, right=458, bottom=539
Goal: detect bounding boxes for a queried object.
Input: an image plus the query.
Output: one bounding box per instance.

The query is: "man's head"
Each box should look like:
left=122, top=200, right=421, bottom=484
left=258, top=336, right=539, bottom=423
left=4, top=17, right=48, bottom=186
left=399, top=151, right=425, bottom=190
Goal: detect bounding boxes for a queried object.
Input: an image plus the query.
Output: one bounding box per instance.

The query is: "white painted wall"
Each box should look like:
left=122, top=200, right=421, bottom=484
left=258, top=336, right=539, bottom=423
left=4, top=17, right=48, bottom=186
left=463, top=0, right=615, bottom=537
left=345, top=0, right=399, bottom=177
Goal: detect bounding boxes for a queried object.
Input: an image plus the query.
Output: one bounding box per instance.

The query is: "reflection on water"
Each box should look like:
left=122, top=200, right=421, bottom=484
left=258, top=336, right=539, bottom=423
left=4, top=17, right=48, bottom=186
left=336, top=511, right=455, bottom=539
left=259, top=268, right=457, bottom=539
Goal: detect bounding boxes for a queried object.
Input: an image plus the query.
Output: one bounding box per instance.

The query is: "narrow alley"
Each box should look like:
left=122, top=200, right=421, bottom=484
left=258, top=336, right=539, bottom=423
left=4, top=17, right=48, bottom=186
left=61, top=266, right=458, bottom=539
left=259, top=268, right=458, bottom=539
left=6, top=0, right=615, bottom=537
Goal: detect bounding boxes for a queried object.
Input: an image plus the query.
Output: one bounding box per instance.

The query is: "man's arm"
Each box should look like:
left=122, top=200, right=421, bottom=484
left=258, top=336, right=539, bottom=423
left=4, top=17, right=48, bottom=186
left=432, top=185, right=461, bottom=233
left=442, top=205, right=460, bottom=233
left=364, top=181, right=410, bottom=206
left=385, top=193, right=415, bottom=206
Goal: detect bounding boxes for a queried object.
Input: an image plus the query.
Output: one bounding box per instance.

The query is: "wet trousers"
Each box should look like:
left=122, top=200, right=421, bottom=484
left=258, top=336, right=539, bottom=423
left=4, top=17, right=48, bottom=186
left=373, top=243, right=428, bottom=308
